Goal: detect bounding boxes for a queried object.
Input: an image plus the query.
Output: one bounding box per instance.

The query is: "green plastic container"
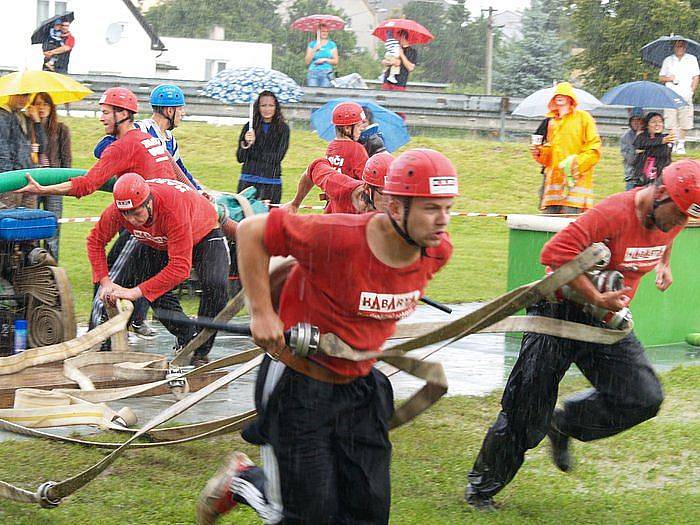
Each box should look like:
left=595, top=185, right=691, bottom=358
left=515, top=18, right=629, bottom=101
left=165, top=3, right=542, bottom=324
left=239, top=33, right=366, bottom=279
left=506, top=214, right=700, bottom=347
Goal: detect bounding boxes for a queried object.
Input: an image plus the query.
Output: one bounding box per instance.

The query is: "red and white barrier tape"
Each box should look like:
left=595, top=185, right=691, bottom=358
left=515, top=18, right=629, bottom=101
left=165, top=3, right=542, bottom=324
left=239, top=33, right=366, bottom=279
left=58, top=210, right=507, bottom=224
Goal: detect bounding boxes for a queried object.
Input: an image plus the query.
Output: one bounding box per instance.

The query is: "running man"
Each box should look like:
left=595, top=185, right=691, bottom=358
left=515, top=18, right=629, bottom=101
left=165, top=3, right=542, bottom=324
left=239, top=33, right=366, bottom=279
left=466, top=159, right=700, bottom=510
left=196, top=149, right=459, bottom=524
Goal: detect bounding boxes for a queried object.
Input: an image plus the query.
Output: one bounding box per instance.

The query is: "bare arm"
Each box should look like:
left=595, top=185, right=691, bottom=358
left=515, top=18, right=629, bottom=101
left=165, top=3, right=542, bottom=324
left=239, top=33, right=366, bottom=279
left=14, top=174, right=73, bottom=195
left=304, top=44, right=318, bottom=66
left=692, top=75, right=699, bottom=92
left=399, top=48, right=415, bottom=72
left=236, top=215, right=286, bottom=353
left=282, top=170, right=314, bottom=213
left=326, top=48, right=339, bottom=66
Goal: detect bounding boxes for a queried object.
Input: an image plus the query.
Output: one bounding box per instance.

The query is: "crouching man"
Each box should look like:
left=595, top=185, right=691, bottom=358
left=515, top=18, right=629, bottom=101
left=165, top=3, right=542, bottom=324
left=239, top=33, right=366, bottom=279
left=87, top=173, right=229, bottom=366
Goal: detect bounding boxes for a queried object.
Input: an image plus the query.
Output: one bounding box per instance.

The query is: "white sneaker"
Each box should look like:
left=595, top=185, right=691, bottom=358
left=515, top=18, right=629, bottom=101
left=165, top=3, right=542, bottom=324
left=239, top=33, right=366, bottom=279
left=675, top=142, right=686, bottom=155
left=130, top=320, right=157, bottom=339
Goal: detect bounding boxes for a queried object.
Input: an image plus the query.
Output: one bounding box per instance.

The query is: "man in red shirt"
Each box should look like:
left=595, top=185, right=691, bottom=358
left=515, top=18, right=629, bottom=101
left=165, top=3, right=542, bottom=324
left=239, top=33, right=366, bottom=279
left=287, top=151, right=393, bottom=214
left=196, top=149, right=458, bottom=524
left=286, top=102, right=369, bottom=210
left=87, top=173, right=229, bottom=364
left=466, top=159, right=700, bottom=511
left=17, top=87, right=182, bottom=198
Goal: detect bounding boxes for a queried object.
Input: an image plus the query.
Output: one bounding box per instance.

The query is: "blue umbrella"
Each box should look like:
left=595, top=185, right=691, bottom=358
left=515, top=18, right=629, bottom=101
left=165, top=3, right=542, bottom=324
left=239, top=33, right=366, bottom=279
left=600, top=81, right=687, bottom=109
left=641, top=35, right=700, bottom=68
left=311, top=98, right=410, bottom=152
left=202, top=67, right=303, bottom=123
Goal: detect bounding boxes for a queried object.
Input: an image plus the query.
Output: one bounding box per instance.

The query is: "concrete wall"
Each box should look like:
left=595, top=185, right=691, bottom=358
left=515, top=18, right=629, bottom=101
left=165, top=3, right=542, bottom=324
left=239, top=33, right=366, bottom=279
left=157, top=38, right=273, bottom=81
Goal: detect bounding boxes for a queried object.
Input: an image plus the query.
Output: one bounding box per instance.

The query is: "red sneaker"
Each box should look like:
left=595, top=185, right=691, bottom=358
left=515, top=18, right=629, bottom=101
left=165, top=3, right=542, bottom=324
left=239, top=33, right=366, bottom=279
left=196, top=452, right=255, bottom=524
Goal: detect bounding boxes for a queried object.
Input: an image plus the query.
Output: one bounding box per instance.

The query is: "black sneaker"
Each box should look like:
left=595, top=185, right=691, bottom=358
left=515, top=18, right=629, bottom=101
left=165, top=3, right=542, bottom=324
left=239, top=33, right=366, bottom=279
left=464, top=484, right=496, bottom=512
left=548, top=414, right=572, bottom=472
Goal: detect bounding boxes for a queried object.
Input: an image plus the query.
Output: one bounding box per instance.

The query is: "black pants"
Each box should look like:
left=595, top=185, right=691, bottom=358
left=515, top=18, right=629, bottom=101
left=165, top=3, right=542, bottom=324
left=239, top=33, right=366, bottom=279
left=257, top=365, right=394, bottom=524
left=94, top=229, right=229, bottom=357
left=237, top=179, right=282, bottom=204
left=468, top=300, right=664, bottom=498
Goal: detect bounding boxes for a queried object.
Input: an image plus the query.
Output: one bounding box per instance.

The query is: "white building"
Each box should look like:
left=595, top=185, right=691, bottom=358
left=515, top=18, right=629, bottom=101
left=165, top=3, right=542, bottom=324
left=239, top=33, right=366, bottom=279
left=2, top=0, right=270, bottom=79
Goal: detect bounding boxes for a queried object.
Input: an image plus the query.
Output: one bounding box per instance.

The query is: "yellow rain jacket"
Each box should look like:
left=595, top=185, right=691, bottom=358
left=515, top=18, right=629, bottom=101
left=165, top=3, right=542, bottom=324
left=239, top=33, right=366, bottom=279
left=536, top=82, right=602, bottom=210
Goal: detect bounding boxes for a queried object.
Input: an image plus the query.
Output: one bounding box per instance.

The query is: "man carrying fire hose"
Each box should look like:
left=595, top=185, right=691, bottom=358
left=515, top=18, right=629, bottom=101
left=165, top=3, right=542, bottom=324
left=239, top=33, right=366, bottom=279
left=86, top=173, right=229, bottom=366
left=465, top=159, right=700, bottom=511
left=195, top=149, right=458, bottom=524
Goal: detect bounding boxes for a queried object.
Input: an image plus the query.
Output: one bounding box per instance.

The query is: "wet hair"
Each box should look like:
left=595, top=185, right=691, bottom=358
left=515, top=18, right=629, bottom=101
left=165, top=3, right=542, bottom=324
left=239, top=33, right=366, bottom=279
left=252, top=90, right=285, bottom=134
left=362, top=105, right=374, bottom=125
left=32, top=92, right=60, bottom=136
left=397, top=29, right=409, bottom=40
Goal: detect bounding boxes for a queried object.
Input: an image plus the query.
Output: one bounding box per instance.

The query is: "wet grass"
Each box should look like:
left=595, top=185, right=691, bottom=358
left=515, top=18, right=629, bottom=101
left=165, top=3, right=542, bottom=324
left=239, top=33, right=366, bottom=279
left=57, top=117, right=700, bottom=318
left=0, top=365, right=697, bottom=524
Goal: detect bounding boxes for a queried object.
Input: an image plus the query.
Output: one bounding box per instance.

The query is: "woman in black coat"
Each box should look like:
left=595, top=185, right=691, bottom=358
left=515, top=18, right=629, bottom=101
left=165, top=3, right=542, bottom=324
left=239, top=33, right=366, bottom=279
left=632, top=112, right=675, bottom=187
left=236, top=91, right=290, bottom=204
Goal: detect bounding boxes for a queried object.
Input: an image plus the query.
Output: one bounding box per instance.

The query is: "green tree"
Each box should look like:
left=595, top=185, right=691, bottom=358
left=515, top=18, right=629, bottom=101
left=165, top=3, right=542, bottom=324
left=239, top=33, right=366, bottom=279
left=495, top=0, right=570, bottom=97
left=400, top=1, right=498, bottom=91
left=570, top=0, right=700, bottom=95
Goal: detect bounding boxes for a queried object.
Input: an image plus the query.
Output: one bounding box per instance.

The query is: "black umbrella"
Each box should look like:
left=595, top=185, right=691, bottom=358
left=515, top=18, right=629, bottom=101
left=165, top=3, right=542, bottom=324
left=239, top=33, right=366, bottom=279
left=641, top=34, right=700, bottom=68
left=31, top=11, right=74, bottom=46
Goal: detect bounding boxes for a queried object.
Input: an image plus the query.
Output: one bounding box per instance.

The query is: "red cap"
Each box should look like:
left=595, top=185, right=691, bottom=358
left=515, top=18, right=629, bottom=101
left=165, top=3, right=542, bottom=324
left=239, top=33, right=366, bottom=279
left=332, top=102, right=365, bottom=126
left=362, top=152, right=393, bottom=188
left=113, top=173, right=150, bottom=211
left=99, top=87, right=139, bottom=113
left=662, top=159, right=700, bottom=218
left=383, top=148, right=459, bottom=198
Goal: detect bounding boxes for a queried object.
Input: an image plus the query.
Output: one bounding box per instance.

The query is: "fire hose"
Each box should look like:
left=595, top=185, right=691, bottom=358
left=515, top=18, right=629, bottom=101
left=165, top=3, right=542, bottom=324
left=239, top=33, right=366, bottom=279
left=0, top=243, right=625, bottom=509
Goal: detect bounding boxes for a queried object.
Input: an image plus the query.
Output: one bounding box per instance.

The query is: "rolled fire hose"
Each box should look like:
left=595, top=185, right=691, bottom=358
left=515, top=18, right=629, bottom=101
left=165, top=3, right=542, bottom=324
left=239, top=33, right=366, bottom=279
left=0, top=244, right=608, bottom=508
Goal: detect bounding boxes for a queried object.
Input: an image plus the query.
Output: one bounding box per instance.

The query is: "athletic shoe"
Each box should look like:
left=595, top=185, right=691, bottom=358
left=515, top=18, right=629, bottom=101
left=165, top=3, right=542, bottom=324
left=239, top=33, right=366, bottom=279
left=464, top=484, right=496, bottom=512
left=675, top=142, right=686, bottom=155
left=191, top=355, right=210, bottom=368
left=130, top=320, right=157, bottom=339
left=197, top=452, right=274, bottom=524
left=548, top=413, right=572, bottom=472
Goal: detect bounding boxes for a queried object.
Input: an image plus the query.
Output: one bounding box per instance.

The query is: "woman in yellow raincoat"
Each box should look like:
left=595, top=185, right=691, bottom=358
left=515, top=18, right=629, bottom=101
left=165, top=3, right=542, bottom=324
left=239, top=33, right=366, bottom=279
left=532, top=82, right=602, bottom=213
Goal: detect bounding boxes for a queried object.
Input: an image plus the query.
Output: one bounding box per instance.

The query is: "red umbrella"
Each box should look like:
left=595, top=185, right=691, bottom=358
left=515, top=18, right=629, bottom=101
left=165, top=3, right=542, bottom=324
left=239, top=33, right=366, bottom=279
left=291, top=14, right=345, bottom=32
left=372, top=19, right=434, bottom=45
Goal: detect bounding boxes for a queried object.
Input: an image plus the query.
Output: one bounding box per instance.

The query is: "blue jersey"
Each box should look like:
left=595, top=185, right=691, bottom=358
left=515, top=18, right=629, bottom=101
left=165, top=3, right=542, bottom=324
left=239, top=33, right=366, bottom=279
left=93, top=119, right=200, bottom=189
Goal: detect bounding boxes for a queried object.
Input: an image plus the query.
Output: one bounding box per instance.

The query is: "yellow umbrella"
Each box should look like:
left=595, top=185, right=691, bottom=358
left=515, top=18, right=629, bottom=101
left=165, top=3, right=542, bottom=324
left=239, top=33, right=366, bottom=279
left=0, top=70, right=92, bottom=106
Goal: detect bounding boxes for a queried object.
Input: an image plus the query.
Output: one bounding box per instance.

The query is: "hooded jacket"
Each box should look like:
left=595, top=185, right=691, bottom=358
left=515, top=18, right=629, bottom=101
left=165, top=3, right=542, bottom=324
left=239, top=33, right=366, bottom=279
left=535, top=82, right=602, bottom=210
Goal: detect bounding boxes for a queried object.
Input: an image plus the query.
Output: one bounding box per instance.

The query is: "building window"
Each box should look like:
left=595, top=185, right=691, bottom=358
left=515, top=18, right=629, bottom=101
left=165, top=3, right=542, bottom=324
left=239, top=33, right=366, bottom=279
left=37, top=0, right=50, bottom=24
left=55, top=1, right=67, bottom=15
left=205, top=59, right=228, bottom=80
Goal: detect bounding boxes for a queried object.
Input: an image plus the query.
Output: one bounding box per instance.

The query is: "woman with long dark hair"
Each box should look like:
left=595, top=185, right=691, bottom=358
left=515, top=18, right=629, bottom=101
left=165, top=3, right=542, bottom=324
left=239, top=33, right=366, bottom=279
left=236, top=91, right=290, bottom=204
left=632, top=112, right=674, bottom=187
left=30, top=92, right=71, bottom=259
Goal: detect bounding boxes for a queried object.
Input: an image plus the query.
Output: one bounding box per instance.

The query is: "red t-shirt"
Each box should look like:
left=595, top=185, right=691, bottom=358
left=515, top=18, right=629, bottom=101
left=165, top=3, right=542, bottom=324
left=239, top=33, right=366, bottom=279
left=86, top=178, right=218, bottom=301
left=542, top=189, right=684, bottom=301
left=325, top=139, right=369, bottom=180
left=308, top=158, right=362, bottom=214
left=69, top=128, right=174, bottom=198
left=63, top=34, right=75, bottom=49
left=264, top=209, right=452, bottom=377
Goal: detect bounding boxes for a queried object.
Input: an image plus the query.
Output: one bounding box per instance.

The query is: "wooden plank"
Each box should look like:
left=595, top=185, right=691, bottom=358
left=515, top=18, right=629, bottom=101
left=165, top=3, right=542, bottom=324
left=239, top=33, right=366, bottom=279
left=0, top=364, right=227, bottom=408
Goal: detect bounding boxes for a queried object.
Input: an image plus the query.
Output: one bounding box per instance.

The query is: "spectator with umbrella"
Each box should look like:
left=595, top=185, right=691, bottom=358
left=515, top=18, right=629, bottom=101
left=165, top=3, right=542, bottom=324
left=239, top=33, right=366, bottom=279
left=647, top=36, right=700, bottom=155
left=236, top=90, right=290, bottom=204
left=620, top=107, right=646, bottom=190
left=294, top=16, right=344, bottom=88
left=632, top=112, right=675, bottom=188
left=373, top=19, right=433, bottom=92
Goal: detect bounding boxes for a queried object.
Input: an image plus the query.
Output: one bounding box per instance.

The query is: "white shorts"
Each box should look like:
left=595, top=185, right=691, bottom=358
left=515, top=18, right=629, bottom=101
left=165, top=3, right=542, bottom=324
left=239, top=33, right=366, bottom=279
left=664, top=104, right=694, bottom=130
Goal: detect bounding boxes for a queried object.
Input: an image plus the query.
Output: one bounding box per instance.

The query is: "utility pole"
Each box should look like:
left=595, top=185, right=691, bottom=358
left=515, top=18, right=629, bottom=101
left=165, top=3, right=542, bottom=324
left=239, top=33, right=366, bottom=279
left=483, top=6, right=495, bottom=95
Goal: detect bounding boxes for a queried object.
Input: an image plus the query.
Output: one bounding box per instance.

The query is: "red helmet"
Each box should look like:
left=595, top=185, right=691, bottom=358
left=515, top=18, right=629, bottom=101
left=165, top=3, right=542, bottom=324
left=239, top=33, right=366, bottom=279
left=383, top=149, right=459, bottom=198
left=113, top=173, right=150, bottom=211
left=332, top=102, right=365, bottom=126
left=362, top=152, right=394, bottom=188
left=99, top=87, right=139, bottom=113
left=663, top=159, right=700, bottom=218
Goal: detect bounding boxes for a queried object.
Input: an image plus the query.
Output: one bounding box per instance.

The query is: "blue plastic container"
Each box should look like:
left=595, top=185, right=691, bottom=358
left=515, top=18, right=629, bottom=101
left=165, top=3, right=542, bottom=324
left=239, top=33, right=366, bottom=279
left=13, top=319, right=27, bottom=353
left=0, top=208, right=57, bottom=241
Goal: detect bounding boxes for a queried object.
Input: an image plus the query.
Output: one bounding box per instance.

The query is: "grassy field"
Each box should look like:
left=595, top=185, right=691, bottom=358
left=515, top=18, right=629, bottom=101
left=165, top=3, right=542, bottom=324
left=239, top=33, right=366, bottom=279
left=56, top=115, right=699, bottom=319
left=0, top=365, right=697, bottom=524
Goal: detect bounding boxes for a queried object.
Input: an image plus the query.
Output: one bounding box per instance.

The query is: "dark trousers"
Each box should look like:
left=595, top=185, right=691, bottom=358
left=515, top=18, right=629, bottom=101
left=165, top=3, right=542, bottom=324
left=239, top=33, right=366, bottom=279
left=92, top=229, right=229, bottom=357
left=258, top=366, right=394, bottom=524
left=468, top=300, right=664, bottom=498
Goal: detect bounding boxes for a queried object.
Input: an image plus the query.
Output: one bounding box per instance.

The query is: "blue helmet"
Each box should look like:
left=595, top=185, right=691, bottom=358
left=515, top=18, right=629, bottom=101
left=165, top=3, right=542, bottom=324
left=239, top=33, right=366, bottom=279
left=150, top=84, right=185, bottom=107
